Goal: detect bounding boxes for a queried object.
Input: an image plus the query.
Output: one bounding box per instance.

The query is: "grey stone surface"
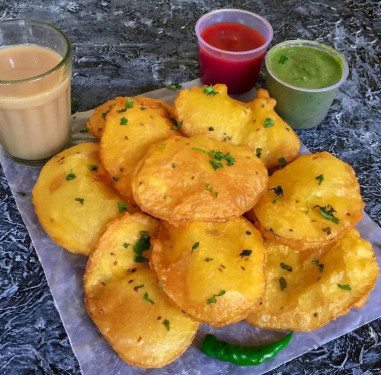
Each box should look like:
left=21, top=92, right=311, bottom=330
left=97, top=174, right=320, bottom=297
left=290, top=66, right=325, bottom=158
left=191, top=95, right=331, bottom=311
left=0, top=0, right=380, bottom=374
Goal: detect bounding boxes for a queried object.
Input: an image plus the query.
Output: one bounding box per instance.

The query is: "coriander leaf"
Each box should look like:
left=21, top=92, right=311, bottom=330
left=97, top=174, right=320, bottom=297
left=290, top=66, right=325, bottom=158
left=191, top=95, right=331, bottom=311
left=79, top=127, right=89, bottom=133
left=191, top=241, right=200, bottom=254
left=162, top=319, right=170, bottom=331
left=112, top=176, right=120, bottom=182
left=171, top=163, right=176, bottom=168
left=159, top=283, right=164, bottom=290
left=377, top=244, right=381, bottom=249
left=240, top=249, right=252, bottom=258
left=88, top=164, right=98, bottom=172
left=338, top=284, right=351, bottom=290
left=171, top=120, right=183, bottom=130
left=313, top=204, right=339, bottom=224
left=322, top=227, right=332, bottom=235
left=311, top=258, right=324, bottom=273
left=203, top=85, right=218, bottom=96
left=66, top=171, right=76, bottom=181
left=163, top=195, right=171, bottom=199
left=305, top=201, right=310, bottom=215
left=280, top=262, right=293, bottom=272
left=102, top=110, right=110, bottom=120
left=74, top=197, right=84, bottom=205
left=205, top=257, right=214, bottom=262
left=264, top=118, right=275, bottom=128
left=278, top=157, right=287, bottom=167
left=273, top=196, right=280, bottom=204
left=256, top=147, right=262, bottom=158
left=125, top=98, right=134, bottom=108
left=269, top=185, right=284, bottom=196
left=210, top=159, right=224, bottom=170
left=205, top=183, right=213, bottom=192
left=123, top=243, right=130, bottom=248
left=214, top=191, right=218, bottom=198
left=165, top=83, right=182, bottom=90
left=227, top=135, right=232, bottom=140
left=118, top=202, right=127, bottom=213
left=311, top=258, right=319, bottom=265
left=159, top=144, right=166, bottom=150
left=269, top=228, right=277, bottom=239
left=206, top=290, right=226, bottom=304
left=208, top=126, right=214, bottom=131
left=143, top=292, right=154, bottom=304
left=279, top=276, right=287, bottom=291
left=134, top=284, right=144, bottom=291
left=133, top=231, right=150, bottom=263
left=16, top=191, right=26, bottom=197
left=120, top=117, right=128, bottom=125
left=316, top=174, right=324, bottom=185
left=278, top=55, right=289, bottom=64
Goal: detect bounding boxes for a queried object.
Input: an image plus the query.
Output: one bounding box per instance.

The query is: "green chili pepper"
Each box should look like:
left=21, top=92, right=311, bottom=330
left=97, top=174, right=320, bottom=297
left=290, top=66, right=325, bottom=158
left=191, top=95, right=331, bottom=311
left=201, top=331, right=293, bottom=366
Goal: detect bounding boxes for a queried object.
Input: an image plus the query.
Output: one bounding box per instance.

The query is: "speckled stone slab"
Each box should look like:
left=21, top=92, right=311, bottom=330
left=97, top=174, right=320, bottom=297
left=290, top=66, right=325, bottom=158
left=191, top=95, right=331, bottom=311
left=1, top=80, right=380, bottom=375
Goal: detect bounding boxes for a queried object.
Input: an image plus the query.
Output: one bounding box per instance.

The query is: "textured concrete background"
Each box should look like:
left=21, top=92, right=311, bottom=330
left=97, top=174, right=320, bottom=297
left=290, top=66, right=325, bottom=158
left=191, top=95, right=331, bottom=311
left=0, top=0, right=380, bottom=374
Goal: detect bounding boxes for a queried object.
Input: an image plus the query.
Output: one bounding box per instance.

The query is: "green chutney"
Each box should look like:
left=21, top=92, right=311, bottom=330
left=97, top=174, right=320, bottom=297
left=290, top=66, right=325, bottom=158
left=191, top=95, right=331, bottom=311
left=267, top=45, right=343, bottom=89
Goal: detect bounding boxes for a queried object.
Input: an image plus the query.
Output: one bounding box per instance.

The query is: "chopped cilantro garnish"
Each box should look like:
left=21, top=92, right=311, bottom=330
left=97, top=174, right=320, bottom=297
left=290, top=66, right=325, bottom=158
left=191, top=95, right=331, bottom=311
left=159, top=144, right=166, bottom=150
left=269, top=228, right=277, bottom=239
left=66, top=171, right=76, bottom=181
left=322, top=227, right=332, bottom=235
left=316, top=174, right=324, bottom=185
left=278, top=55, right=289, bottom=64
left=206, top=290, right=225, bottom=304
left=162, top=319, right=170, bottom=331
left=210, top=159, right=224, bottom=170
left=79, top=127, right=89, bottom=133
left=118, top=202, right=127, bottom=213
left=208, top=126, right=214, bottom=131
left=143, top=292, right=154, bottom=304
left=273, top=197, right=280, bottom=204
left=171, top=120, right=183, bottom=130
left=134, top=284, right=144, bottom=291
left=269, top=185, right=284, bottom=196
left=278, top=157, right=287, bottom=167
left=123, top=243, right=130, bottom=248
left=338, top=284, right=351, bottom=290
left=88, top=164, right=98, bottom=172
left=311, top=258, right=324, bottom=273
left=165, top=83, right=182, bottom=90
left=264, top=118, right=275, bottom=128
left=305, top=201, right=310, bottom=215
left=240, top=250, right=252, bottom=258
left=280, top=262, right=293, bottom=272
left=16, top=191, right=26, bottom=197
left=101, top=110, right=110, bottom=120
left=205, top=183, right=213, bottom=192
left=203, top=85, right=218, bottom=96
left=159, top=283, right=164, bottom=290
left=74, top=198, right=84, bottom=205
left=112, top=177, right=119, bottom=182
left=313, top=204, right=339, bottom=224
left=256, top=147, right=262, bottom=158
left=227, top=135, right=232, bottom=140
left=133, top=231, right=150, bottom=263
left=71, top=97, right=79, bottom=114
left=120, top=117, right=128, bottom=125
left=125, top=98, right=134, bottom=108
left=191, top=241, right=200, bottom=254
left=192, top=147, right=235, bottom=170
left=164, top=195, right=171, bottom=199
left=279, top=277, right=287, bottom=291
left=205, top=257, right=214, bottom=262
left=171, top=163, right=176, bottom=168
left=377, top=244, right=381, bottom=249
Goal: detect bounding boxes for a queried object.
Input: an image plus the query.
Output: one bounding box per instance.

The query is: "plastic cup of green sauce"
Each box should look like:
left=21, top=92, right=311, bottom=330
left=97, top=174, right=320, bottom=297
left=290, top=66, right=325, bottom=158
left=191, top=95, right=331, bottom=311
left=265, top=40, right=349, bottom=129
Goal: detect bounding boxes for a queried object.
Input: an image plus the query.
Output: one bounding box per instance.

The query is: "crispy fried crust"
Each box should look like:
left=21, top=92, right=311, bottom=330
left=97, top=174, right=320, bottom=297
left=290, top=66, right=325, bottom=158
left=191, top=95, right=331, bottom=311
left=84, top=213, right=199, bottom=368
left=32, top=143, right=138, bottom=255
left=245, top=228, right=379, bottom=331
left=132, top=135, right=268, bottom=223
left=252, top=152, right=364, bottom=250
left=174, top=84, right=300, bottom=169
left=151, top=218, right=265, bottom=326
left=99, top=97, right=177, bottom=201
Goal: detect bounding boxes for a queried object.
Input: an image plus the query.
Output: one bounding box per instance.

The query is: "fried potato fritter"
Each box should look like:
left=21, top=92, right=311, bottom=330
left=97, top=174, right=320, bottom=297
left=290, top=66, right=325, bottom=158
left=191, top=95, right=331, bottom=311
left=174, top=84, right=300, bottom=169
left=84, top=213, right=199, bottom=368
left=151, top=218, right=265, bottom=326
left=32, top=143, right=137, bottom=255
left=245, top=228, right=379, bottom=331
left=100, top=97, right=177, bottom=200
left=252, top=152, right=364, bottom=250
left=132, top=135, right=268, bottom=223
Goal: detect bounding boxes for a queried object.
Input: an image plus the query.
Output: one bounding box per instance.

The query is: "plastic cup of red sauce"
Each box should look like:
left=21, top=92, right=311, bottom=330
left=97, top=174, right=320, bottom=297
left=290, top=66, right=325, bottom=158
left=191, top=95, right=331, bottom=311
left=195, top=9, right=273, bottom=95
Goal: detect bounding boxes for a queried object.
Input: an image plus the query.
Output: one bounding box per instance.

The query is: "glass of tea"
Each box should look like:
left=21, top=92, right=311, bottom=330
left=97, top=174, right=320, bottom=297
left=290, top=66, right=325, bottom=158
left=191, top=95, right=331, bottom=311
left=195, top=9, right=273, bottom=94
left=0, top=19, right=72, bottom=167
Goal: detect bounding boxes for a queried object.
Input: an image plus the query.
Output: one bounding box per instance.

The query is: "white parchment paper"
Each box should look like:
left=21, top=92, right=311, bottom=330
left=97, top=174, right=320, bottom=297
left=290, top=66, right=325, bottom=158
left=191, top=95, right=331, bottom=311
left=1, top=79, right=380, bottom=375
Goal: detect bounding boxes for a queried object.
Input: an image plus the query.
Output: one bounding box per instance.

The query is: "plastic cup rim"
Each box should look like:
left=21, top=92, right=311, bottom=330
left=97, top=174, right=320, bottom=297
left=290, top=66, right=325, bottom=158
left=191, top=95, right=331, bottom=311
left=265, top=39, right=349, bottom=93
left=0, top=18, right=72, bottom=85
left=195, top=8, right=273, bottom=57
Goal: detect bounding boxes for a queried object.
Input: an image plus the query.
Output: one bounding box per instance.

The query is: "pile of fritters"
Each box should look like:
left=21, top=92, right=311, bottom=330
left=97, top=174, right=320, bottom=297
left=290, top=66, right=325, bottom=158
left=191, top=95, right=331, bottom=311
left=32, top=84, right=378, bottom=368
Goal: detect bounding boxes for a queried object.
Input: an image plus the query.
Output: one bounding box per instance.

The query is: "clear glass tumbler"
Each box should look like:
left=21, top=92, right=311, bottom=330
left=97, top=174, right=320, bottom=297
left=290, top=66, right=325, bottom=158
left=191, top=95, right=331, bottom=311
left=0, top=19, right=72, bottom=166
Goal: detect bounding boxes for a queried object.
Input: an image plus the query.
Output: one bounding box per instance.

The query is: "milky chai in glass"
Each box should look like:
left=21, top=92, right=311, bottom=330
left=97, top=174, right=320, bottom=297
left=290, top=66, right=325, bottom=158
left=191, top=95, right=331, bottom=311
left=0, top=20, right=72, bottom=166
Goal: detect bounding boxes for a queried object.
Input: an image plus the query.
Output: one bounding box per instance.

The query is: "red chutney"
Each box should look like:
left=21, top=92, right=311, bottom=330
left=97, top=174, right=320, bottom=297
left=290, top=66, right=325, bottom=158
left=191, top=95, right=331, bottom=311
left=199, top=23, right=266, bottom=94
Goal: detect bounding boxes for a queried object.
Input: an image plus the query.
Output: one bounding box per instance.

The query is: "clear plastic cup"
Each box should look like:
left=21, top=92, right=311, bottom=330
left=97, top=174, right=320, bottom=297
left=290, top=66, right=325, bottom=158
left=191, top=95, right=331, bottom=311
left=195, top=9, right=273, bottom=94
left=265, top=40, right=349, bottom=129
